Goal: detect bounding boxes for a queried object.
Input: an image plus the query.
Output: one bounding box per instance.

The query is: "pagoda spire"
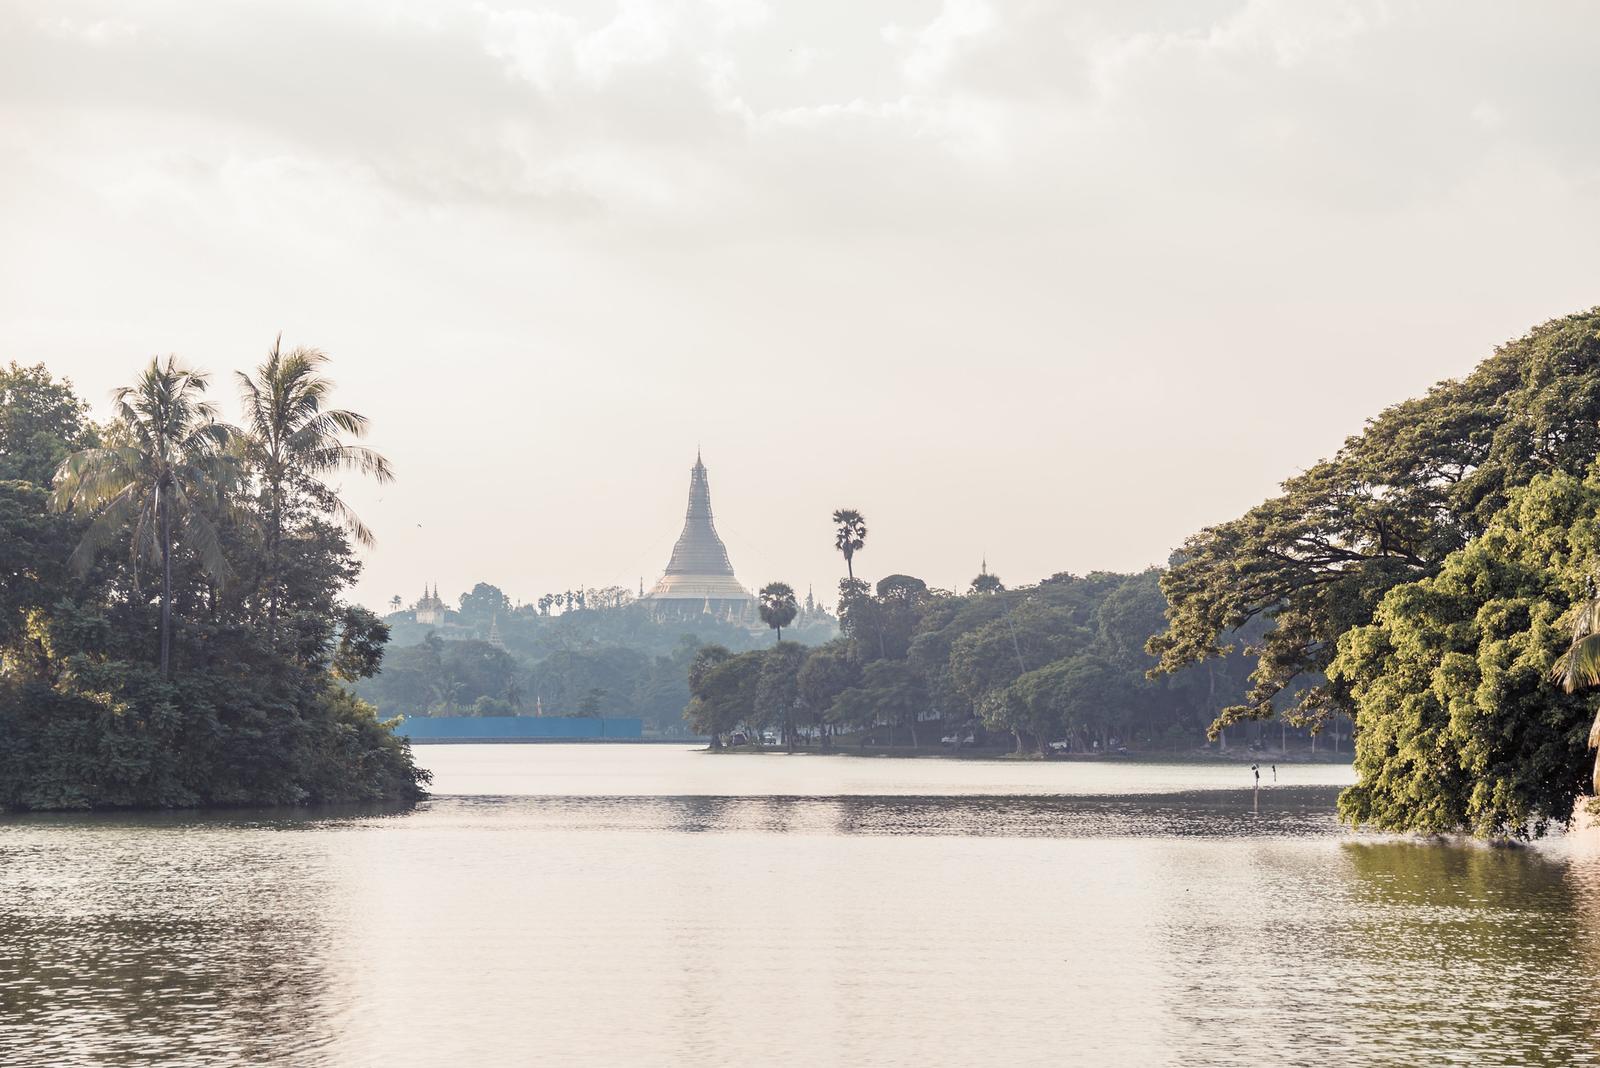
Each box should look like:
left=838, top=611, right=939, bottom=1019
left=640, top=451, right=754, bottom=609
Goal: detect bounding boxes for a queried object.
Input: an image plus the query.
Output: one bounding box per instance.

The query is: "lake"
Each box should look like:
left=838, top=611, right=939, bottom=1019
left=3, top=745, right=1599, bottom=1067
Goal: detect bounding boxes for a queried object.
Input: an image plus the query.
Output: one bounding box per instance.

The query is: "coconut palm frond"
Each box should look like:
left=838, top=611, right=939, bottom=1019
left=325, top=493, right=376, bottom=547
left=297, top=407, right=369, bottom=443
left=169, top=484, right=231, bottom=582
left=301, top=442, right=393, bottom=481
left=237, top=339, right=391, bottom=565
left=1557, top=633, right=1600, bottom=693
left=67, top=491, right=139, bottom=576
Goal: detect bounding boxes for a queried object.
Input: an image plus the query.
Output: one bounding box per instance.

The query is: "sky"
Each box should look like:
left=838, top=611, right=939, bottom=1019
left=3, top=0, right=1599, bottom=611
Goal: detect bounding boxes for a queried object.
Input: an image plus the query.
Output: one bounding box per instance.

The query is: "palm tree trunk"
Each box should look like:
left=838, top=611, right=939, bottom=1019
left=265, top=481, right=282, bottom=647
left=846, top=555, right=853, bottom=580
left=159, top=482, right=172, bottom=678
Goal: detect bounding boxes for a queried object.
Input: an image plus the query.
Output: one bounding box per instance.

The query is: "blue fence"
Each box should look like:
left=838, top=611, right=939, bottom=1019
left=394, top=716, right=643, bottom=743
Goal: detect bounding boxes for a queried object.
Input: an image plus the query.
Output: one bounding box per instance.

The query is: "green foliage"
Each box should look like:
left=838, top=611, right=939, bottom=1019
left=832, top=508, right=867, bottom=579
left=333, top=605, right=390, bottom=682
left=758, top=581, right=799, bottom=640
left=685, top=646, right=762, bottom=740
left=797, top=638, right=861, bottom=714
left=832, top=660, right=926, bottom=744
left=1144, top=306, right=1600, bottom=835
left=0, top=361, right=95, bottom=486
left=756, top=641, right=808, bottom=748
left=1151, top=310, right=1600, bottom=735
left=50, top=357, right=238, bottom=677
left=691, top=565, right=1255, bottom=753
left=0, top=358, right=426, bottom=811
left=236, top=339, right=393, bottom=645
left=364, top=595, right=837, bottom=730
left=458, top=582, right=512, bottom=624
left=1332, top=470, right=1599, bottom=837
left=969, top=569, right=1004, bottom=594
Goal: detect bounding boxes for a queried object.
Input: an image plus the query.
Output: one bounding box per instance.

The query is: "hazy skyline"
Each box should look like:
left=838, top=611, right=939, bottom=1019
left=4, top=0, right=1599, bottom=610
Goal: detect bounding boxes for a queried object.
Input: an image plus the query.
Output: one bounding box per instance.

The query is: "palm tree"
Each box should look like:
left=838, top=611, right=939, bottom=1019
left=52, top=356, right=236, bottom=677
left=832, top=509, right=867, bottom=580
left=236, top=336, right=393, bottom=643
left=1552, top=580, right=1600, bottom=792
left=758, top=582, right=799, bottom=642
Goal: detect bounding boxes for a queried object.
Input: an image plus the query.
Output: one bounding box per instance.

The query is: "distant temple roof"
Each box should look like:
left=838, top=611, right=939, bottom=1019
left=644, top=453, right=753, bottom=603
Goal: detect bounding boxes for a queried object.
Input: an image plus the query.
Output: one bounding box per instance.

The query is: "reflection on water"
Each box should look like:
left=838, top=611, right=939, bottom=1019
left=2, top=747, right=1598, bottom=1067
left=437, top=787, right=1345, bottom=839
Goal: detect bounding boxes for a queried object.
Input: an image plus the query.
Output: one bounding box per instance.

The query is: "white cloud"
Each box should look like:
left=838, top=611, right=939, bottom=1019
left=2, top=0, right=1600, bottom=605
left=885, top=0, right=996, bottom=86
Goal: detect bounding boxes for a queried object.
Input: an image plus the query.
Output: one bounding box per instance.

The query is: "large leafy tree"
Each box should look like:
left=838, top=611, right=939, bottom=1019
left=796, top=638, right=859, bottom=749
left=51, top=357, right=236, bottom=677
left=756, top=640, right=807, bottom=750
left=831, top=659, right=927, bottom=746
left=0, top=362, right=96, bottom=486
left=1151, top=309, right=1600, bottom=736
left=458, top=582, right=512, bottom=625
left=236, top=337, right=392, bottom=644
left=685, top=645, right=762, bottom=746
left=1332, top=469, right=1600, bottom=837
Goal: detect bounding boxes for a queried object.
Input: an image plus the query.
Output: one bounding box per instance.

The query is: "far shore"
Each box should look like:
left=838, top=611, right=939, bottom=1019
left=700, top=743, right=1353, bottom=764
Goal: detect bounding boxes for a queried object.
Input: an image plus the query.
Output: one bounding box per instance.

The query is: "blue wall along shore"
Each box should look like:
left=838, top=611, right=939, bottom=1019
left=395, top=716, right=643, bottom=743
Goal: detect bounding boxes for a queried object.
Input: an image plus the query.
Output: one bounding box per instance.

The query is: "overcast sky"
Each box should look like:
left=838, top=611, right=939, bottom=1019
left=3, top=0, right=1599, bottom=610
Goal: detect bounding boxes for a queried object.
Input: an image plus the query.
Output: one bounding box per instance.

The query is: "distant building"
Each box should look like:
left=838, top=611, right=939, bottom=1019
left=415, top=583, right=450, bottom=626
left=641, top=452, right=756, bottom=623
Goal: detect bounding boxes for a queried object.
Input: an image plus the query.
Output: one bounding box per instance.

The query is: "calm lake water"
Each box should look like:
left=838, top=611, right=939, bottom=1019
left=3, top=745, right=1600, bottom=1067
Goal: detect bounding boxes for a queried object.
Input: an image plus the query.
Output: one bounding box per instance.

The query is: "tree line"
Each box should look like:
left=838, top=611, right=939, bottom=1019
left=686, top=510, right=1273, bottom=753
left=357, top=582, right=837, bottom=727
left=0, top=347, right=426, bottom=810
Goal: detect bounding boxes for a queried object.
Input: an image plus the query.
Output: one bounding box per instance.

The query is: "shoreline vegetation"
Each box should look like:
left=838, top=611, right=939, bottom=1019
left=687, top=309, right=1600, bottom=840
left=8, top=308, right=1600, bottom=832
left=699, top=741, right=1353, bottom=764
left=0, top=347, right=427, bottom=812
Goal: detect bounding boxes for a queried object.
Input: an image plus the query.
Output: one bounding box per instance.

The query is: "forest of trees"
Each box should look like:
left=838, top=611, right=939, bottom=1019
left=0, top=350, right=427, bottom=811
left=15, top=308, right=1600, bottom=837
left=357, top=585, right=839, bottom=730
left=1150, top=308, right=1600, bottom=838
left=684, top=563, right=1276, bottom=755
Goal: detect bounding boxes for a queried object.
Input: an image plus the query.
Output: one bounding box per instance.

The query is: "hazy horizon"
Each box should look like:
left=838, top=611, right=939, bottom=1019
left=4, top=0, right=1599, bottom=610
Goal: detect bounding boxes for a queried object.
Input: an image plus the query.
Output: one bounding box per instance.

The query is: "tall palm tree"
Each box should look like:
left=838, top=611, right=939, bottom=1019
left=758, top=582, right=798, bottom=642
left=52, top=356, right=236, bottom=677
left=1551, top=581, right=1600, bottom=793
left=832, top=509, right=867, bottom=580
left=236, top=337, right=393, bottom=643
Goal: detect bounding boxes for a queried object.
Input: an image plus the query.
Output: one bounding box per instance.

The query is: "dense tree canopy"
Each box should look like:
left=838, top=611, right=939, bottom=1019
left=0, top=362, right=95, bottom=485
left=0, top=353, right=425, bottom=811
left=1146, top=308, right=1600, bottom=835
left=1333, top=469, right=1599, bottom=837
left=359, top=597, right=838, bottom=731
left=1151, top=310, right=1600, bottom=737
left=686, top=566, right=1259, bottom=755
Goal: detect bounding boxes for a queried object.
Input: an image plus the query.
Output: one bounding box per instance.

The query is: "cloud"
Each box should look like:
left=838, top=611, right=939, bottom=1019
left=4, top=0, right=1600, bottom=605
